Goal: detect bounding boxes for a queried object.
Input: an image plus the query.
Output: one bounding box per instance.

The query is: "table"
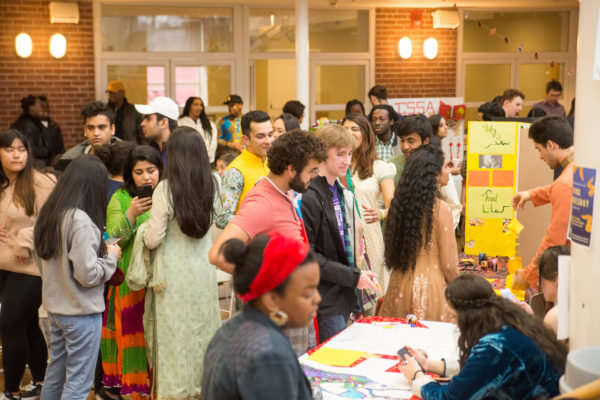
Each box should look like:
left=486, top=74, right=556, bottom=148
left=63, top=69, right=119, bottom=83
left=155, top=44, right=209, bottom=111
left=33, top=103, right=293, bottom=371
left=299, top=316, right=459, bottom=400
left=458, top=253, right=508, bottom=292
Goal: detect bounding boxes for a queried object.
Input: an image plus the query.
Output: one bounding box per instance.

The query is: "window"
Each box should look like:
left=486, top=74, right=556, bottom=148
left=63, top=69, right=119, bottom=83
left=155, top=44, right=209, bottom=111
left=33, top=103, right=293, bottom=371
left=107, top=65, right=165, bottom=104
left=309, top=9, right=369, bottom=53
left=249, top=9, right=295, bottom=53
left=174, top=66, right=231, bottom=107
left=463, top=11, right=568, bottom=53
left=101, top=5, right=233, bottom=53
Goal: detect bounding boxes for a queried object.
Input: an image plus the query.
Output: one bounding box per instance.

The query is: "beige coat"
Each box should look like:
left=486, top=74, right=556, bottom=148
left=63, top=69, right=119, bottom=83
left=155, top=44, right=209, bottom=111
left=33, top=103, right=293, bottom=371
left=0, top=171, right=55, bottom=276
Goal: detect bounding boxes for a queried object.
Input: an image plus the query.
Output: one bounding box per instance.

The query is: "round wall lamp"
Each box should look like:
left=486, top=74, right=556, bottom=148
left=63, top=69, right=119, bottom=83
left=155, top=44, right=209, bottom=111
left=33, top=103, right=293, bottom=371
left=15, top=33, right=33, bottom=58
left=50, top=33, right=67, bottom=59
left=423, top=37, right=438, bottom=60
left=398, top=37, right=412, bottom=59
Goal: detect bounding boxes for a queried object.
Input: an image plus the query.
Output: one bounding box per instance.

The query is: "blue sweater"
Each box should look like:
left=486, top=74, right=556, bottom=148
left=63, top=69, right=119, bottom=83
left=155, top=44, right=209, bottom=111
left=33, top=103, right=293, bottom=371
left=421, top=325, right=562, bottom=400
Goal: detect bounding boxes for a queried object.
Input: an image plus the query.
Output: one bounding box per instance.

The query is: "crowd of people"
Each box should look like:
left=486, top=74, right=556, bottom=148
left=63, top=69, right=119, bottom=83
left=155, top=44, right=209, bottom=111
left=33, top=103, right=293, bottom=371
left=0, top=79, right=573, bottom=400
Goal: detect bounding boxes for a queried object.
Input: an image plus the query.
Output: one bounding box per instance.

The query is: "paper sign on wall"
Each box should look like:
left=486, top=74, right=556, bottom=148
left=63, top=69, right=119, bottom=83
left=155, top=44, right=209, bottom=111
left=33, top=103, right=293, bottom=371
left=465, top=122, right=520, bottom=256
left=569, top=166, right=596, bottom=248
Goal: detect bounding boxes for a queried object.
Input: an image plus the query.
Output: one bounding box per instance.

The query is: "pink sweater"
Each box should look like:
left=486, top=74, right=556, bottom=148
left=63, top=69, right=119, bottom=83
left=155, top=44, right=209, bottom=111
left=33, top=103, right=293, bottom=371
left=0, top=171, right=55, bottom=276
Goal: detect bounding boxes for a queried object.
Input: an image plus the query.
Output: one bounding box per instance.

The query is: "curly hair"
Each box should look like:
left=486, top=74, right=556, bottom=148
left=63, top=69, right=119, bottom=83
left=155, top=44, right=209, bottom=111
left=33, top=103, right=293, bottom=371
left=445, top=274, right=567, bottom=371
left=342, top=113, right=376, bottom=180
left=384, top=144, right=443, bottom=271
left=267, top=129, right=327, bottom=175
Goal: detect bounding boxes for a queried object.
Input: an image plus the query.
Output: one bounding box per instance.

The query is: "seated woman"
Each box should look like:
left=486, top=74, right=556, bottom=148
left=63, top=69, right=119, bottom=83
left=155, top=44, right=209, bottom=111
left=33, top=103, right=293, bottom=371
left=378, top=144, right=457, bottom=321
left=399, top=274, right=567, bottom=399
left=202, top=232, right=320, bottom=399
left=538, top=245, right=570, bottom=333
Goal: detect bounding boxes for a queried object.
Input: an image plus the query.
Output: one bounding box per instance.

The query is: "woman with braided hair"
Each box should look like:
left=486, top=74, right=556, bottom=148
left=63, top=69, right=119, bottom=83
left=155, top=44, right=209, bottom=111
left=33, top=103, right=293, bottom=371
left=399, top=274, right=566, bottom=399
left=378, top=144, right=457, bottom=321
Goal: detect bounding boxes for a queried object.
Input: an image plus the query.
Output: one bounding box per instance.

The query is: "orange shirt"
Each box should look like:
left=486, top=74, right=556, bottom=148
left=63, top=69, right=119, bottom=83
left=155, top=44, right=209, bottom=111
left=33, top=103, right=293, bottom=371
left=522, top=161, right=573, bottom=289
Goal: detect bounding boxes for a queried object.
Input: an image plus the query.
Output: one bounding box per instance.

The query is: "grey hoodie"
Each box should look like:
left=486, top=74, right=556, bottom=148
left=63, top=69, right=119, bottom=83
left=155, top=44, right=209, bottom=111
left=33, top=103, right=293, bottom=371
left=35, top=209, right=117, bottom=315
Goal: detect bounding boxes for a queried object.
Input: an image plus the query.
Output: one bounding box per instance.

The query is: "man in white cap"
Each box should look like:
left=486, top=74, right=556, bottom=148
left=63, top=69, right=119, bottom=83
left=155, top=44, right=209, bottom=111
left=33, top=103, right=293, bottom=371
left=135, top=96, right=179, bottom=165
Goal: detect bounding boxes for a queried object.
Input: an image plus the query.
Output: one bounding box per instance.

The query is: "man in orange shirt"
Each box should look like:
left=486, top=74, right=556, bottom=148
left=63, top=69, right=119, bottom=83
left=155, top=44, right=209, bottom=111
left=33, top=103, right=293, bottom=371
left=512, top=116, right=574, bottom=290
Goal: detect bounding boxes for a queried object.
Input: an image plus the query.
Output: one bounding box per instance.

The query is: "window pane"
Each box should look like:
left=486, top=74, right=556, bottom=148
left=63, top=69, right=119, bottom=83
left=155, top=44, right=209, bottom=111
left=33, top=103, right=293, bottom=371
left=519, top=63, right=563, bottom=103
left=102, top=5, right=233, bottom=52
left=309, top=10, right=369, bottom=53
left=465, top=64, right=510, bottom=103
left=107, top=65, right=165, bottom=104
left=315, top=65, right=365, bottom=105
left=315, top=110, right=345, bottom=122
left=175, top=66, right=231, bottom=108
left=249, top=9, right=295, bottom=53
left=254, top=59, right=296, bottom=118
left=463, top=11, right=567, bottom=53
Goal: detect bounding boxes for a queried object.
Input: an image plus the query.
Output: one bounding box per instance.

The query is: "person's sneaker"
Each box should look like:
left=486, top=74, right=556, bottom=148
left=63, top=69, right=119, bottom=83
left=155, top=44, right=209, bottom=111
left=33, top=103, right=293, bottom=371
left=19, top=382, right=41, bottom=400
left=0, top=392, right=20, bottom=400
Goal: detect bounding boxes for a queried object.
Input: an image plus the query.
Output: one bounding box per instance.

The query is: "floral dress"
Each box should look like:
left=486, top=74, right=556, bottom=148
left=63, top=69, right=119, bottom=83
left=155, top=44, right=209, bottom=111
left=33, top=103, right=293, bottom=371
left=351, top=160, right=396, bottom=293
left=142, top=180, right=221, bottom=399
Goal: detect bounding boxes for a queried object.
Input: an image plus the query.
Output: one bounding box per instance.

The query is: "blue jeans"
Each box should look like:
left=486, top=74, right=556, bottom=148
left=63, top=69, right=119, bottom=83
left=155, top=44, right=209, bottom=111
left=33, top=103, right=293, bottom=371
left=317, top=314, right=348, bottom=343
left=42, top=313, right=102, bottom=400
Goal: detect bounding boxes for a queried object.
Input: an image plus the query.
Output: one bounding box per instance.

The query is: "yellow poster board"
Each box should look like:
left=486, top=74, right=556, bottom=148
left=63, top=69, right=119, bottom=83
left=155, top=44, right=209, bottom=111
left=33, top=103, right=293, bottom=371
left=465, top=122, right=520, bottom=256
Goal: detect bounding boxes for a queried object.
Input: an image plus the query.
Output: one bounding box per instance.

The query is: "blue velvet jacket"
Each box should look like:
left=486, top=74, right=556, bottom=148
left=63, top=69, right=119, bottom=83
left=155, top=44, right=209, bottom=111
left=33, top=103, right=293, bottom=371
left=421, top=325, right=563, bottom=400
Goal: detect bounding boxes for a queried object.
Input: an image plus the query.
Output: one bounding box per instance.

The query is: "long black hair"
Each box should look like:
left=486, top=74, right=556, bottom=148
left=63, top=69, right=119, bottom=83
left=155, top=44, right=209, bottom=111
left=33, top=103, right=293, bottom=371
left=446, top=274, right=567, bottom=370
left=166, top=126, right=215, bottom=238
left=34, top=155, right=109, bottom=259
left=180, top=97, right=213, bottom=140
left=384, top=144, right=443, bottom=271
left=0, top=129, right=36, bottom=216
left=122, top=145, right=163, bottom=197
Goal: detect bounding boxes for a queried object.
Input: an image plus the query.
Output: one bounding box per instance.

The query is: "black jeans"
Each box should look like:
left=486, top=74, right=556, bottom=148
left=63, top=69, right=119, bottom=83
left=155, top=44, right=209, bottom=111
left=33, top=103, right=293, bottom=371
left=0, top=270, right=48, bottom=392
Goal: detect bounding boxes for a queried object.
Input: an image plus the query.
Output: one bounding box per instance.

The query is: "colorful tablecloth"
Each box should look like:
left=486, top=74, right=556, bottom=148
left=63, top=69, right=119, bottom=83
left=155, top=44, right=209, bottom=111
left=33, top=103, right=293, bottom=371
left=300, top=316, right=459, bottom=400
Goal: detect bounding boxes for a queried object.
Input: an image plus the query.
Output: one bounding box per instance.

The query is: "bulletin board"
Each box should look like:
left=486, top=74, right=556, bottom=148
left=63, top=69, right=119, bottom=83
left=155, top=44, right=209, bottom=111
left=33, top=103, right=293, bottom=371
left=465, top=121, right=520, bottom=256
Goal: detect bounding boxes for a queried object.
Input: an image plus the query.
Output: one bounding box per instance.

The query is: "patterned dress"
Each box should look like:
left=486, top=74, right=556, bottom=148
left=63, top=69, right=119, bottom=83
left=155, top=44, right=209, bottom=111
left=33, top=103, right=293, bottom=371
left=351, top=160, right=396, bottom=294
left=143, top=181, right=221, bottom=399
left=378, top=200, right=458, bottom=322
left=101, top=188, right=150, bottom=396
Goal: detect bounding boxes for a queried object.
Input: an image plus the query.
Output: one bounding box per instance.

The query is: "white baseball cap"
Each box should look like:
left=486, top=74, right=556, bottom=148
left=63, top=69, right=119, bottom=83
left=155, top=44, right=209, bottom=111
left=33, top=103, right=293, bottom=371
left=135, top=96, right=179, bottom=121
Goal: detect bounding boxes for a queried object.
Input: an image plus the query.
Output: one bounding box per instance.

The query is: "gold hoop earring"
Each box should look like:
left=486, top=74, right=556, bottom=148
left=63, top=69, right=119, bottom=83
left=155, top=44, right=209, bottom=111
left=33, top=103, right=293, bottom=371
left=269, top=310, right=289, bottom=327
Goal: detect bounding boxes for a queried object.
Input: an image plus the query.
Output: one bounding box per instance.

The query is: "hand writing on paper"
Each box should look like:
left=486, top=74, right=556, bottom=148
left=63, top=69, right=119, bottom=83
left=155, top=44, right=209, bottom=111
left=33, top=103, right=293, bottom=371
left=511, top=191, right=530, bottom=210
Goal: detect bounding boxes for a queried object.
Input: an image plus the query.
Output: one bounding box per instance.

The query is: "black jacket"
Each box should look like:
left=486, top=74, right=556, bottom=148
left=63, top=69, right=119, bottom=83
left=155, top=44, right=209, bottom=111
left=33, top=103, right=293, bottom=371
left=301, top=176, right=361, bottom=317
left=10, top=113, right=50, bottom=166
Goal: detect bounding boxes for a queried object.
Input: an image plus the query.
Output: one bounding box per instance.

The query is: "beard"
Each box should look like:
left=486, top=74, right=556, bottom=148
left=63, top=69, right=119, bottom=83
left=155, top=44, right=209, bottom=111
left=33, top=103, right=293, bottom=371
left=289, top=172, right=310, bottom=193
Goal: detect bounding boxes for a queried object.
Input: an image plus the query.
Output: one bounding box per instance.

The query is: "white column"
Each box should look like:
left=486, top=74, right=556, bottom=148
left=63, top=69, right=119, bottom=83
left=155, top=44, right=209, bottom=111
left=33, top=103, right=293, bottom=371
left=569, top=0, right=600, bottom=349
left=296, top=0, right=309, bottom=130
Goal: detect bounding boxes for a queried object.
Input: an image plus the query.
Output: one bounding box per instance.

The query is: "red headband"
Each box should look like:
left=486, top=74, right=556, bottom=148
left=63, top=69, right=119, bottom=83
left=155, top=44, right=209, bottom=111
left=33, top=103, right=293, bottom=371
left=238, top=231, right=310, bottom=302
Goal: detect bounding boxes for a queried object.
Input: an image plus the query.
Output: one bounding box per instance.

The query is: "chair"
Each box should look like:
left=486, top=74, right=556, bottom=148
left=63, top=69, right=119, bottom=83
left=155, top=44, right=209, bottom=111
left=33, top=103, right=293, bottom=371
left=217, top=269, right=235, bottom=319
left=529, top=292, right=546, bottom=320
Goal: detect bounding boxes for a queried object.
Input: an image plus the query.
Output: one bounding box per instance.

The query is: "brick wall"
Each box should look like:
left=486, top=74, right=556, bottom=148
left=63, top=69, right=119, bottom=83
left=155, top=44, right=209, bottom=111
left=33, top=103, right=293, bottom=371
left=375, top=8, right=457, bottom=99
left=0, top=0, right=94, bottom=149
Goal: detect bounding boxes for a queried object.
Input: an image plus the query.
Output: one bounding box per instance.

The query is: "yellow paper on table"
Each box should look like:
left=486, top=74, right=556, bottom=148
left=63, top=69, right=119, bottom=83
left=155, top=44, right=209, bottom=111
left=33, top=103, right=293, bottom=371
left=308, top=347, right=366, bottom=367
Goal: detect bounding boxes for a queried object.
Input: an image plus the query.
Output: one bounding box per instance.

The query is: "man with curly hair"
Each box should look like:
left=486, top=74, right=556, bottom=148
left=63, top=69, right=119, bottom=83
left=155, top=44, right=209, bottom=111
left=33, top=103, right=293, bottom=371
left=209, top=129, right=327, bottom=355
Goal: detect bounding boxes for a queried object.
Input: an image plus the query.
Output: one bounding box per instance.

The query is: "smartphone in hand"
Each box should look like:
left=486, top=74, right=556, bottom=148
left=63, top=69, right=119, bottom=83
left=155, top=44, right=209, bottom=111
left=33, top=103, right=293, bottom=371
left=397, top=347, right=412, bottom=362
left=105, top=237, right=120, bottom=245
left=137, top=185, right=153, bottom=199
